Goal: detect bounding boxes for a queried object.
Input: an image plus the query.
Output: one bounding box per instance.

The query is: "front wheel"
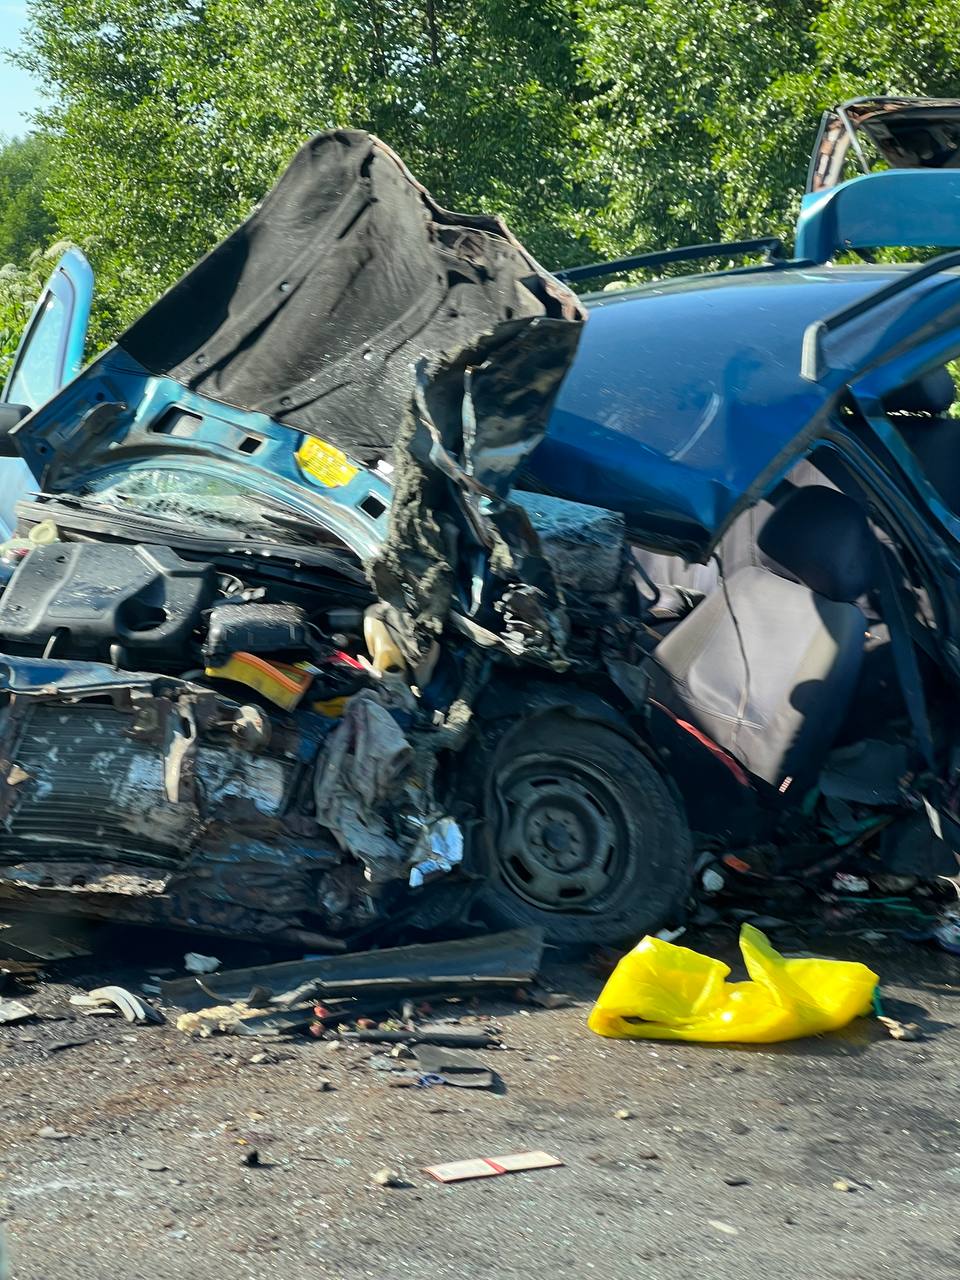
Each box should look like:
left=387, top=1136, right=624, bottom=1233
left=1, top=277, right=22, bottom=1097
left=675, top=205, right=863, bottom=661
left=467, top=712, right=692, bottom=947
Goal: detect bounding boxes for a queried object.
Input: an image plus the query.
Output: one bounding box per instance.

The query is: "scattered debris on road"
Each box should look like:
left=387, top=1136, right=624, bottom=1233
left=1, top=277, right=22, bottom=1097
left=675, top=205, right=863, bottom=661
left=0, top=996, right=33, bottom=1024
left=423, top=1151, right=564, bottom=1184
left=160, top=928, right=544, bottom=1012
left=877, top=1015, right=924, bottom=1041
left=412, top=1044, right=496, bottom=1089
left=69, top=986, right=165, bottom=1025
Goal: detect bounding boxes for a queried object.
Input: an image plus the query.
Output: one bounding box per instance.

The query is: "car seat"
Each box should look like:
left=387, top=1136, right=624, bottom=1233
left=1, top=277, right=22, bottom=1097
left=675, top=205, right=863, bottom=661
left=648, top=486, right=875, bottom=795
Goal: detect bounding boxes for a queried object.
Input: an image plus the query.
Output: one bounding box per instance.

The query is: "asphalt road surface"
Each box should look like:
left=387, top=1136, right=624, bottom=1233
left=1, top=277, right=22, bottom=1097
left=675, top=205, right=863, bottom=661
left=1, top=925, right=958, bottom=1280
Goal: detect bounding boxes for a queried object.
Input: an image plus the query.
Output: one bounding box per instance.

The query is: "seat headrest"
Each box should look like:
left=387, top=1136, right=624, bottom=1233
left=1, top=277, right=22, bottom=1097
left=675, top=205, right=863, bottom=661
left=757, top=486, right=874, bottom=603
left=883, top=367, right=956, bottom=416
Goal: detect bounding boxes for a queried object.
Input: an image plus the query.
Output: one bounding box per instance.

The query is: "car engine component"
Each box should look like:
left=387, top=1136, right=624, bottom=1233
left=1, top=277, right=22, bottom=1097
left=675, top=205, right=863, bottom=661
left=203, top=600, right=312, bottom=666
left=0, top=543, right=216, bottom=666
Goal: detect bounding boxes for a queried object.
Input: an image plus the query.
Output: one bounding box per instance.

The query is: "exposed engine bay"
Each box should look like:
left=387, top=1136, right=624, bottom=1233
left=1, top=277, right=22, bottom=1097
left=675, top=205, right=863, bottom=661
left=0, top=471, right=654, bottom=947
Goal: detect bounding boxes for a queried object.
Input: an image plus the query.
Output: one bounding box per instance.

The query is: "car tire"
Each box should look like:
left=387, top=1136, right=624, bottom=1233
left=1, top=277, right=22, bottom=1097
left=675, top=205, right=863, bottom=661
left=466, top=712, right=692, bottom=948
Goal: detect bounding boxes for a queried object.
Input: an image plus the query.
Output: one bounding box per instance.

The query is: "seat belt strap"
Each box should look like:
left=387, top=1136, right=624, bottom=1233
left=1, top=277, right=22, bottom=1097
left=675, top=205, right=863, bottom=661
left=873, top=545, right=936, bottom=771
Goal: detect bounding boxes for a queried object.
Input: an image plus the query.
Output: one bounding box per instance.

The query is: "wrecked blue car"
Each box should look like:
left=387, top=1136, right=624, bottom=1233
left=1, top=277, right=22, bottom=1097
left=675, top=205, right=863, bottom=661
left=2, top=110, right=960, bottom=947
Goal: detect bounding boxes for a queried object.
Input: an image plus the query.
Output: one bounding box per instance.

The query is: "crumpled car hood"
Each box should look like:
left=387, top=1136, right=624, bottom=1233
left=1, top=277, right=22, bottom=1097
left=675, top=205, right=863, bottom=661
left=118, top=129, right=584, bottom=466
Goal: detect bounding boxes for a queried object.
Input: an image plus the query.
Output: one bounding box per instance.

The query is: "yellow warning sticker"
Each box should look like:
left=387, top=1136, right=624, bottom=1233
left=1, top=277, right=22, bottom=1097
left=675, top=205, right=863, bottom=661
left=296, top=437, right=358, bottom=489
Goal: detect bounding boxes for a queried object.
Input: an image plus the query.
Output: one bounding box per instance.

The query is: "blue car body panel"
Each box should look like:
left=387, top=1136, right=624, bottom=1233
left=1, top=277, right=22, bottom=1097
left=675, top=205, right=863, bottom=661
left=796, top=169, right=960, bottom=264
left=0, top=247, right=95, bottom=537
left=2, top=246, right=94, bottom=410
left=14, top=347, right=392, bottom=562
left=534, top=264, right=960, bottom=553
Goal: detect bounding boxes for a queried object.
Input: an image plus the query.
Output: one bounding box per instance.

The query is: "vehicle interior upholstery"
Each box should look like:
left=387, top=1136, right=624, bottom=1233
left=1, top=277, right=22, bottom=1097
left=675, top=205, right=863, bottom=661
left=629, top=367, right=960, bottom=810
left=647, top=485, right=876, bottom=797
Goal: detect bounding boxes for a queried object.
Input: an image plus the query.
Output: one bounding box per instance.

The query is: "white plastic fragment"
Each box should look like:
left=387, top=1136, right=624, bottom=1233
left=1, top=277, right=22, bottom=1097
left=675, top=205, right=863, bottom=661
left=409, top=817, right=464, bottom=887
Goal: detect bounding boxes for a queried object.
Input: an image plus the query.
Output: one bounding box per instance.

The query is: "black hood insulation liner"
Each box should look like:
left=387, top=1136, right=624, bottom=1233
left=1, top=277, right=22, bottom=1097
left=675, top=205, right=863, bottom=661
left=119, top=129, right=584, bottom=465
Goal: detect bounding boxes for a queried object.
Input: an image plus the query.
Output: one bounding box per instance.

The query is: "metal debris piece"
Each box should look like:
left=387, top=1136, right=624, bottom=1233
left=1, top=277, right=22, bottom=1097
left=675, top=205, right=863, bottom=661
left=0, top=915, right=92, bottom=961
left=69, top=986, right=165, bottom=1025
left=423, top=1151, right=563, bottom=1184
left=160, top=928, right=544, bottom=1012
left=528, top=990, right=573, bottom=1010
left=339, top=1027, right=501, bottom=1049
left=412, top=1044, right=496, bottom=1089
left=0, top=997, right=34, bottom=1024
left=1, top=958, right=42, bottom=988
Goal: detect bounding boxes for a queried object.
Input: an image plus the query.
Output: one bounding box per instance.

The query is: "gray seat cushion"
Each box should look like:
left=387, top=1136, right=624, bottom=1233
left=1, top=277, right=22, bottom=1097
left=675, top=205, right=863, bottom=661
left=649, top=566, right=866, bottom=793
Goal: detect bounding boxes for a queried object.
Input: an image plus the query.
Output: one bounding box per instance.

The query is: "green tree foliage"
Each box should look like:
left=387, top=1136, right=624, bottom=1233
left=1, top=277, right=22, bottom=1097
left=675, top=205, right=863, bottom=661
left=9, top=0, right=960, bottom=348
left=573, top=0, right=960, bottom=253
left=0, top=134, right=60, bottom=375
left=0, top=134, right=57, bottom=266
left=16, top=0, right=589, bottom=341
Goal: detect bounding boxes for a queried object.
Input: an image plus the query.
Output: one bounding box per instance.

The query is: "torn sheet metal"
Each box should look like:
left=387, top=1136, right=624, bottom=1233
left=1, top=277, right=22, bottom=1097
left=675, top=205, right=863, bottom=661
left=160, top=927, right=545, bottom=1011
left=369, top=319, right=581, bottom=670
left=0, top=660, right=363, bottom=941
left=313, top=688, right=413, bottom=879
left=0, top=657, right=468, bottom=942
left=0, top=913, right=93, bottom=960
left=413, top=1043, right=496, bottom=1088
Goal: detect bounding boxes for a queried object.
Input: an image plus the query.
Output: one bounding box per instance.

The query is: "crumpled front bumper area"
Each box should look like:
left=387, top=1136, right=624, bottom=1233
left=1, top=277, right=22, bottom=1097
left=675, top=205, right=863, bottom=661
left=0, top=658, right=446, bottom=944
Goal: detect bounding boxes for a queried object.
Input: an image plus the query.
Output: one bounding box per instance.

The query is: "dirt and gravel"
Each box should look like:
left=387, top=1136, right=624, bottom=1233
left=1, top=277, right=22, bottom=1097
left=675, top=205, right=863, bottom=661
left=2, top=923, right=959, bottom=1280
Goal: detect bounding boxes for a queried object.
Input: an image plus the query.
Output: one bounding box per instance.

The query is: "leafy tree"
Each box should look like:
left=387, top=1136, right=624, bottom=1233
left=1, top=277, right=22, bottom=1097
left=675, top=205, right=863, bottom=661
left=572, top=0, right=819, bottom=257
left=735, top=0, right=960, bottom=240
left=0, top=134, right=58, bottom=266
left=17, top=0, right=589, bottom=342
left=13, top=0, right=960, bottom=351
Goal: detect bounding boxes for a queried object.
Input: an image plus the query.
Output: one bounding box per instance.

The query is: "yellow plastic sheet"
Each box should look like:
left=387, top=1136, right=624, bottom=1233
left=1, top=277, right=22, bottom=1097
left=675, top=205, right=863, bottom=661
left=588, top=925, right=878, bottom=1044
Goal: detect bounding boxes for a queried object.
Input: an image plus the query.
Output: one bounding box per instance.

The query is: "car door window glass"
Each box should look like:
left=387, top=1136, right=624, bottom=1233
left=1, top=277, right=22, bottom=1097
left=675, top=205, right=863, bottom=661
left=6, top=290, right=68, bottom=410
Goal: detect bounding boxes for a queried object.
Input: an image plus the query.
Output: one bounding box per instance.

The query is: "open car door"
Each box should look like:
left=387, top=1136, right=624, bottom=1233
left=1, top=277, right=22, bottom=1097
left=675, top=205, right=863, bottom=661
left=0, top=246, right=93, bottom=534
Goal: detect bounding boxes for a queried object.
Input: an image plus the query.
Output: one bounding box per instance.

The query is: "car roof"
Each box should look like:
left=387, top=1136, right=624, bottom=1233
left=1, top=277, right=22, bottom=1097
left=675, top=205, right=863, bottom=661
left=535, top=263, right=960, bottom=554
